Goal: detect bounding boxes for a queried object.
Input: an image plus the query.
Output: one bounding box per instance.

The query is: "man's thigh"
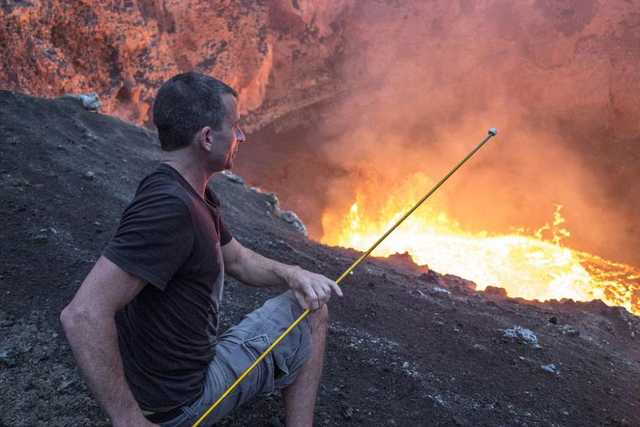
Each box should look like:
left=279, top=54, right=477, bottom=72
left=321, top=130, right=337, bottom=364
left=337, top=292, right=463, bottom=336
left=161, top=291, right=313, bottom=427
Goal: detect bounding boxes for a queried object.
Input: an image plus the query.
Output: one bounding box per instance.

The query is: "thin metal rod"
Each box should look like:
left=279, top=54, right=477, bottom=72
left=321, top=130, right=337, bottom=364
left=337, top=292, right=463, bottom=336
left=192, top=129, right=497, bottom=427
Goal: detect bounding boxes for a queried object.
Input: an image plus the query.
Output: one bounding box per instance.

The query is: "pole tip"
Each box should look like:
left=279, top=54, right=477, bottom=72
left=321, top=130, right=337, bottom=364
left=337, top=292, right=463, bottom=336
left=488, top=127, right=498, bottom=136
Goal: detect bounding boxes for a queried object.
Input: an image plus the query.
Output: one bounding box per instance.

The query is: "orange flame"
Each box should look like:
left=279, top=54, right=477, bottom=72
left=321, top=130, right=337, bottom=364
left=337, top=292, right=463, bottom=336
left=321, top=171, right=640, bottom=315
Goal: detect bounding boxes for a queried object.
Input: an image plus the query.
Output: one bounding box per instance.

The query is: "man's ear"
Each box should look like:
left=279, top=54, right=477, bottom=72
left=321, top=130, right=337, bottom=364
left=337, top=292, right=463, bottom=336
left=198, top=126, right=213, bottom=151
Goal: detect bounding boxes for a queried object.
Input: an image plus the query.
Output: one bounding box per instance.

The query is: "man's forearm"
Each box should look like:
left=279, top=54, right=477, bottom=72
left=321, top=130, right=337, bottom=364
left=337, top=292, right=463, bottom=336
left=60, top=307, right=153, bottom=427
left=223, top=240, right=342, bottom=311
left=227, top=245, right=298, bottom=287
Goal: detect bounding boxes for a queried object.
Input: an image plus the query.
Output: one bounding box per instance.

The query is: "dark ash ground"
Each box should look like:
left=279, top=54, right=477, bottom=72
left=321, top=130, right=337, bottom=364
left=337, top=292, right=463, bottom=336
left=0, top=92, right=639, bottom=427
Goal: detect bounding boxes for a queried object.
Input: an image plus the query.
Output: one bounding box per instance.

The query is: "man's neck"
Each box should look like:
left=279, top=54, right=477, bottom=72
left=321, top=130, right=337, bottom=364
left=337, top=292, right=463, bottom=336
left=161, top=156, right=213, bottom=199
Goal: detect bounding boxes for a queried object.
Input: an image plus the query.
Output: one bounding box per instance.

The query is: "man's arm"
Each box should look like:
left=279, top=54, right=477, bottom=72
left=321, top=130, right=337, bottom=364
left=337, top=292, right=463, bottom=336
left=60, top=256, right=157, bottom=427
left=221, top=238, right=343, bottom=311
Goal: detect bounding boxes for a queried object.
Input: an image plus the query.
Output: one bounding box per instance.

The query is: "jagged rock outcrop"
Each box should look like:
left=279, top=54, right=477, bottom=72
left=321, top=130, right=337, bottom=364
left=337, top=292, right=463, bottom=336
left=0, top=0, right=351, bottom=127
left=1, top=0, right=638, bottom=139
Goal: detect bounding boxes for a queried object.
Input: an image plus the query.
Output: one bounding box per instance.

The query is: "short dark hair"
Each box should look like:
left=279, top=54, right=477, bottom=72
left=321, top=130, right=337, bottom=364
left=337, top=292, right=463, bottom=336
left=152, top=73, right=238, bottom=151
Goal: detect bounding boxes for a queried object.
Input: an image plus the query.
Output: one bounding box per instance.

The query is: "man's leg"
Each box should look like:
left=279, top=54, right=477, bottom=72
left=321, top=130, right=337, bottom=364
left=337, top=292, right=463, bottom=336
left=282, top=305, right=329, bottom=427
left=176, top=292, right=326, bottom=426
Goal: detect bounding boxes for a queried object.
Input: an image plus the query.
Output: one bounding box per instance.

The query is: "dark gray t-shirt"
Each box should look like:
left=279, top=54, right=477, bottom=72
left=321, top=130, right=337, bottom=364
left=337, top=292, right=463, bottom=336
left=103, top=163, right=233, bottom=412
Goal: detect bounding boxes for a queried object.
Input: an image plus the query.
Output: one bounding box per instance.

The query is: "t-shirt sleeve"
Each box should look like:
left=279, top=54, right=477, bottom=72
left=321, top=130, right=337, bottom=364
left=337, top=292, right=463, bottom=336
left=103, top=193, right=194, bottom=291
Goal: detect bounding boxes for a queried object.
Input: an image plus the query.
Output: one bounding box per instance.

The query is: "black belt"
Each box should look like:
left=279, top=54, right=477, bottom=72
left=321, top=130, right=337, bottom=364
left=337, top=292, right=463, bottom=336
left=143, top=394, right=202, bottom=424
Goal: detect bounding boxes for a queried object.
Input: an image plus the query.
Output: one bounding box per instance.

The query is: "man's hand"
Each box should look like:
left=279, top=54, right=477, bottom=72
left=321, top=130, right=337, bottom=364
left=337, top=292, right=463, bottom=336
left=222, top=238, right=344, bottom=310
left=285, top=266, right=343, bottom=311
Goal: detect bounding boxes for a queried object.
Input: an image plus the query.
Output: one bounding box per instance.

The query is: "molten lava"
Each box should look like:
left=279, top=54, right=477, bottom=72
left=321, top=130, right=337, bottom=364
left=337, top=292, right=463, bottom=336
left=321, top=172, right=640, bottom=315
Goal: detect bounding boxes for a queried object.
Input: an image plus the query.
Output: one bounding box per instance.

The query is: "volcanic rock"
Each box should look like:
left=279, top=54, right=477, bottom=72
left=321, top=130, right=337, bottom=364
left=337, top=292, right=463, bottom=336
left=483, top=285, right=508, bottom=299
left=560, top=324, right=580, bottom=337
left=0, top=91, right=639, bottom=427
left=0, top=316, right=15, bottom=327
left=30, top=234, right=48, bottom=243
left=221, top=170, right=246, bottom=185
left=341, top=403, right=354, bottom=420
left=57, top=379, right=74, bottom=393
left=0, top=0, right=351, bottom=127
left=60, top=93, right=101, bottom=112
left=540, top=363, right=560, bottom=375
left=501, top=326, right=541, bottom=348
left=0, top=349, right=16, bottom=368
left=267, top=415, right=284, bottom=427
left=379, top=251, right=429, bottom=276
left=441, top=274, right=477, bottom=291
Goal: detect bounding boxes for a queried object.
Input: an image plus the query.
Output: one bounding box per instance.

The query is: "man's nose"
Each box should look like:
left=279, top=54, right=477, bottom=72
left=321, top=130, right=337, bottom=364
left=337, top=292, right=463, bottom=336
left=236, top=127, right=246, bottom=142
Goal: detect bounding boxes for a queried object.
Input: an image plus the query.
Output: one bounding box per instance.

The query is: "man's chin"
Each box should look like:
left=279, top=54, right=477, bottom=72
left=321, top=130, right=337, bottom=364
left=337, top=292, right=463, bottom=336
left=212, top=159, right=234, bottom=173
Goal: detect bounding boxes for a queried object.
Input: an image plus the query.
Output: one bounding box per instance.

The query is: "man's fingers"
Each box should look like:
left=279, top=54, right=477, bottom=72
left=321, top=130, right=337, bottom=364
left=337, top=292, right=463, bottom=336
left=327, top=280, right=343, bottom=297
left=311, top=280, right=339, bottom=309
left=317, top=278, right=342, bottom=302
left=307, top=295, right=319, bottom=311
left=303, top=283, right=320, bottom=311
left=314, top=284, right=331, bottom=308
left=290, top=271, right=343, bottom=311
left=293, top=290, right=310, bottom=310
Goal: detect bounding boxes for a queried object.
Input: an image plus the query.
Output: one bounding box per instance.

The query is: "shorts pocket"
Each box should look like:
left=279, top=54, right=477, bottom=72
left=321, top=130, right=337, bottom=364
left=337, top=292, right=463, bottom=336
left=272, top=317, right=313, bottom=390
left=236, top=334, right=275, bottom=399
left=273, top=326, right=301, bottom=377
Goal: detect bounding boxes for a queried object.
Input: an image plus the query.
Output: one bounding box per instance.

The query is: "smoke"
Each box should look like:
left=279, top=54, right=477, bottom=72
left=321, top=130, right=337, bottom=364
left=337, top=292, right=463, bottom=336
left=239, top=0, right=640, bottom=267
left=318, top=0, right=639, bottom=266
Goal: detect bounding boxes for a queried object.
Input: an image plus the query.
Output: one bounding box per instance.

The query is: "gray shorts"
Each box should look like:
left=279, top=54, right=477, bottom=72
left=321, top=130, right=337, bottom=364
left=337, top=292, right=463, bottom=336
left=159, top=291, right=313, bottom=427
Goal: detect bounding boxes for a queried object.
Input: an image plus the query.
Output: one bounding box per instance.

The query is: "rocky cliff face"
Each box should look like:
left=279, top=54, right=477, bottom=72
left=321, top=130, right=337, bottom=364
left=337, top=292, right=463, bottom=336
left=1, top=0, right=637, bottom=137
left=0, top=0, right=351, bottom=127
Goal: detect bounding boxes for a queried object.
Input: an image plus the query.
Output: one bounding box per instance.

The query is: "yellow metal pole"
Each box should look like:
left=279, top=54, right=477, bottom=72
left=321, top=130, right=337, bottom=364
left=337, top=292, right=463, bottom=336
left=192, top=128, right=497, bottom=427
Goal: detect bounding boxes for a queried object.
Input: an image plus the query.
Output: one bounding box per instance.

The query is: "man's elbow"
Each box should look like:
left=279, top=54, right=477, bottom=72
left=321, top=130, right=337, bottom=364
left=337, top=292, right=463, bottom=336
left=60, top=302, right=92, bottom=339
left=60, top=303, right=79, bottom=335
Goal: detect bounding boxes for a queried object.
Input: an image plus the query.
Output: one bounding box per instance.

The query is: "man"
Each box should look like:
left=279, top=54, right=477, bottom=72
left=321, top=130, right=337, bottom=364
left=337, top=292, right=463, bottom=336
left=61, top=72, right=342, bottom=427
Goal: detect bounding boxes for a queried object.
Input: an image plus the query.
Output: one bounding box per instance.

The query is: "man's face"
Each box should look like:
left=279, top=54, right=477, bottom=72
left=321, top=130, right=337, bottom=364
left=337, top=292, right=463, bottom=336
left=210, top=94, right=245, bottom=171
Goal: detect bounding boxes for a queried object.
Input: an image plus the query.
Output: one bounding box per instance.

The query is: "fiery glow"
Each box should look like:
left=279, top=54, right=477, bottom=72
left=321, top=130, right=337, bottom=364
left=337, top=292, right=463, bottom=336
left=321, top=172, right=640, bottom=315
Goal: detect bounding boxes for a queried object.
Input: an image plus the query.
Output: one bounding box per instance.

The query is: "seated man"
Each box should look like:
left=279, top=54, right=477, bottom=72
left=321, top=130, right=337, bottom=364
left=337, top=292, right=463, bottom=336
left=61, top=72, right=342, bottom=427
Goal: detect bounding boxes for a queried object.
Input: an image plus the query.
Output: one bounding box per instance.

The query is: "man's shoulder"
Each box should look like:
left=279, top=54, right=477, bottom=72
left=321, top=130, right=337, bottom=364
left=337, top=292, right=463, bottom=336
left=136, top=165, right=196, bottom=206
left=138, top=173, right=183, bottom=196
left=141, top=163, right=190, bottom=196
